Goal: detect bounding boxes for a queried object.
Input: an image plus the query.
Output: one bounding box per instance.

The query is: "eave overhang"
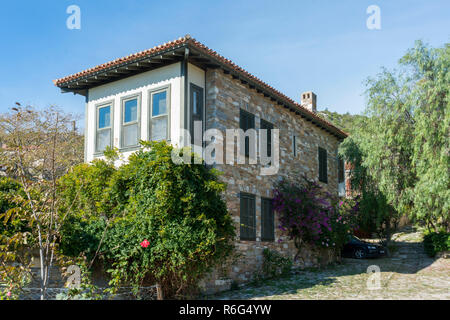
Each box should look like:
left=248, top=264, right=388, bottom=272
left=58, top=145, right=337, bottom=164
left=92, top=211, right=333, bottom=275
left=54, top=36, right=348, bottom=140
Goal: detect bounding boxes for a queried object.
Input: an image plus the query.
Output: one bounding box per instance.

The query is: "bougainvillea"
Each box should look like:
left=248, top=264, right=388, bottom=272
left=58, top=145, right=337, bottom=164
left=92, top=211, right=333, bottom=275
left=273, top=176, right=358, bottom=256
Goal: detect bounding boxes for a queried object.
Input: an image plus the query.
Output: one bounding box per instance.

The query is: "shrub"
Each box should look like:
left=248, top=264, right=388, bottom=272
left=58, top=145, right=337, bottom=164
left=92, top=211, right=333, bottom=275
left=423, top=232, right=450, bottom=257
left=273, top=176, right=358, bottom=258
left=262, top=248, right=292, bottom=279
left=58, top=141, right=235, bottom=298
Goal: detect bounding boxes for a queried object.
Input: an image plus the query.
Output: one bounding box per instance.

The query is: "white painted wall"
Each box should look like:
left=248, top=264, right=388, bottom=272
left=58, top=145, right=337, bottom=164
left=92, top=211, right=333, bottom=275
left=86, top=62, right=182, bottom=164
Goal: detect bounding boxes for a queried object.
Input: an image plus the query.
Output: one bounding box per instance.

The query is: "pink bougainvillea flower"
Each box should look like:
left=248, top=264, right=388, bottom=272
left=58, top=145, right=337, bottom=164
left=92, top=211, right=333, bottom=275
left=6, top=291, right=11, bottom=297
left=140, top=239, right=150, bottom=248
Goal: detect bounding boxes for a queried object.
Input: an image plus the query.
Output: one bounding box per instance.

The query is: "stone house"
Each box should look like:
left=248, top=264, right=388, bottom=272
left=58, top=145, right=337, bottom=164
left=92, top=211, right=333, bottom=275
left=54, top=35, right=348, bottom=293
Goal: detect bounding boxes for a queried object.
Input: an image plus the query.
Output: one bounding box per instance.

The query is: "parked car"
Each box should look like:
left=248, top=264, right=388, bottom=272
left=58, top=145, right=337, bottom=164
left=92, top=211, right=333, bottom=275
left=342, top=235, right=387, bottom=259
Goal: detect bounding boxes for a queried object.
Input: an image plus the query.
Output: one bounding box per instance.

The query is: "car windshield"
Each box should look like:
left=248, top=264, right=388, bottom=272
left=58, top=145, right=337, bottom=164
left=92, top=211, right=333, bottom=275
left=348, top=235, right=362, bottom=242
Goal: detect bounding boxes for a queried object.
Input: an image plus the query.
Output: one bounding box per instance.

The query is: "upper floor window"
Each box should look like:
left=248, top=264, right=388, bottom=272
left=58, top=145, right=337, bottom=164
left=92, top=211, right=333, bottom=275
left=150, top=88, right=170, bottom=141
left=260, top=119, right=273, bottom=158
left=239, top=109, right=255, bottom=158
left=318, top=147, right=328, bottom=183
left=338, top=157, right=345, bottom=184
left=121, top=95, right=140, bottom=149
left=96, top=104, right=113, bottom=153
left=190, top=84, right=204, bottom=146
left=292, top=135, right=297, bottom=157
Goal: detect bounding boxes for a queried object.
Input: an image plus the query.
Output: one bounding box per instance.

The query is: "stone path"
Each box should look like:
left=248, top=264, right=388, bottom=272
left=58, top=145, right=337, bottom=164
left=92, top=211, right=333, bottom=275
left=211, top=228, right=450, bottom=300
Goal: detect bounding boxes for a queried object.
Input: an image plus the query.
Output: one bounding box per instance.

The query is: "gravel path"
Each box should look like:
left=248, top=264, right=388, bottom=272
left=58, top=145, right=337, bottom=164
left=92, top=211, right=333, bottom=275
left=211, top=228, right=450, bottom=300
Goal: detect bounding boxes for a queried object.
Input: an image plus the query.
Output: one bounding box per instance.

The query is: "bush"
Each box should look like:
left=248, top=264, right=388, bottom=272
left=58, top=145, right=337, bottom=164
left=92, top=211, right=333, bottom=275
left=0, top=177, right=28, bottom=236
left=423, top=232, right=450, bottom=257
left=262, top=248, right=292, bottom=279
left=273, top=176, right=357, bottom=256
left=58, top=141, right=235, bottom=298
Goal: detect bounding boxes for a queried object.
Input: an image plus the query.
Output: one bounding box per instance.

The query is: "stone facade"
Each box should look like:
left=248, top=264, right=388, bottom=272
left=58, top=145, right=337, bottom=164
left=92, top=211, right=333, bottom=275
left=200, top=69, right=342, bottom=294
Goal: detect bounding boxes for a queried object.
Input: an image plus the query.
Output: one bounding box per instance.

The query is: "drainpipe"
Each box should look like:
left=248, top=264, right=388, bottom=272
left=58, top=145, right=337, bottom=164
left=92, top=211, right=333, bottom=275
left=182, top=47, right=190, bottom=147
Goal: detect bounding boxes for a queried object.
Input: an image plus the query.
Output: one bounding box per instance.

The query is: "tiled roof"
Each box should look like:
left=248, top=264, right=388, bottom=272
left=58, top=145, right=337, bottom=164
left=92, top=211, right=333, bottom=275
left=54, top=35, right=348, bottom=138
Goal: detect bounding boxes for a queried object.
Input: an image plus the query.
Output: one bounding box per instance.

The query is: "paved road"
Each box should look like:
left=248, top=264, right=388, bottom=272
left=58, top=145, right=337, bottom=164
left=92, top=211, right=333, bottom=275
left=212, top=229, right=450, bottom=300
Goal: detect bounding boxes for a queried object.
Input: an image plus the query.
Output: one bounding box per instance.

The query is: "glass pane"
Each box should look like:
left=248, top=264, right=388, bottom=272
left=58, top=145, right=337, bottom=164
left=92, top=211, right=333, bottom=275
left=123, top=123, right=138, bottom=147
left=96, top=129, right=110, bottom=152
left=193, top=91, right=198, bottom=115
left=152, top=91, right=167, bottom=117
left=124, top=99, right=138, bottom=123
left=151, top=117, right=167, bottom=141
left=98, top=106, right=111, bottom=129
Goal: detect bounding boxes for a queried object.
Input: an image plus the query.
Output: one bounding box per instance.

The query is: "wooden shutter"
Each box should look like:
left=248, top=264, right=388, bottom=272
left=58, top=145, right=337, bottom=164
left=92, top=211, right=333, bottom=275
left=261, top=198, right=275, bottom=241
left=240, top=193, right=256, bottom=241
left=260, top=119, right=273, bottom=158
left=240, top=109, right=255, bottom=158
left=338, top=157, right=345, bottom=183
left=318, top=147, right=328, bottom=183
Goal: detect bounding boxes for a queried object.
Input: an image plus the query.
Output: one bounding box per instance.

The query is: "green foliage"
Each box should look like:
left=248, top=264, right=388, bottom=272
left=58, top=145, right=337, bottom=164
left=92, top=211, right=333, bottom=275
left=273, top=177, right=357, bottom=254
left=340, top=41, right=449, bottom=233
left=262, top=248, right=293, bottom=279
left=318, top=110, right=367, bottom=134
left=423, top=232, right=450, bottom=257
left=58, top=141, right=235, bottom=298
left=0, top=177, right=28, bottom=236
left=339, top=138, right=399, bottom=241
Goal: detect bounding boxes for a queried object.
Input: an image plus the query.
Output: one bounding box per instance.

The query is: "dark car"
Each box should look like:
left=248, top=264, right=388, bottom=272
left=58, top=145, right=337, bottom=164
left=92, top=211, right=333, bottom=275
left=342, top=235, right=387, bottom=259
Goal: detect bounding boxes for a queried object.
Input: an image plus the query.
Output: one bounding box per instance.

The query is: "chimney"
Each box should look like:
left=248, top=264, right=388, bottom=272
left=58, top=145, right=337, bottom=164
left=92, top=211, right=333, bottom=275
left=301, top=91, right=317, bottom=113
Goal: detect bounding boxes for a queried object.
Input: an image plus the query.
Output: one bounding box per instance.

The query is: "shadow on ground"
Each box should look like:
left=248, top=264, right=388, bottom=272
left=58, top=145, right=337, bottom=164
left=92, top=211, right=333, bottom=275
left=208, top=226, right=448, bottom=300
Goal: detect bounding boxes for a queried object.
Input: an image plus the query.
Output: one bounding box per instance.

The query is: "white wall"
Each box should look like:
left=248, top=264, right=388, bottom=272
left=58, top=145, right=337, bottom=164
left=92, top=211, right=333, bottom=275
left=86, top=62, right=182, bottom=164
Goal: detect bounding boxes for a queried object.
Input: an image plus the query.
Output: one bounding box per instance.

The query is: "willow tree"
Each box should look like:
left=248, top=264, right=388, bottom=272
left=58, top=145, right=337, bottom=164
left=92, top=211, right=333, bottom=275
left=341, top=41, right=449, bottom=232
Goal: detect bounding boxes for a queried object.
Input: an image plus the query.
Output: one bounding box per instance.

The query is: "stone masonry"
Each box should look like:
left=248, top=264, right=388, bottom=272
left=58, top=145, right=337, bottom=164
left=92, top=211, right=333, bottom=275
left=200, top=69, right=342, bottom=294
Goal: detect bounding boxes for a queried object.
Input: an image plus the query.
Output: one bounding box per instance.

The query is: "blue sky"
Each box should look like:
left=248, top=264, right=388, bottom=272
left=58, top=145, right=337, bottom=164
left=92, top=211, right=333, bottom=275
left=0, top=0, right=448, bottom=126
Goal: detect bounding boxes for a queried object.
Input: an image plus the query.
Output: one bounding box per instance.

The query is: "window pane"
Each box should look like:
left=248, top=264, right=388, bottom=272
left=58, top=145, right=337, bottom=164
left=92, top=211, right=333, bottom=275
left=152, top=91, right=167, bottom=117
left=151, top=116, right=167, bottom=141
left=123, top=123, right=138, bottom=147
left=97, top=129, right=110, bottom=152
left=98, top=106, right=111, bottom=129
left=124, top=99, right=138, bottom=123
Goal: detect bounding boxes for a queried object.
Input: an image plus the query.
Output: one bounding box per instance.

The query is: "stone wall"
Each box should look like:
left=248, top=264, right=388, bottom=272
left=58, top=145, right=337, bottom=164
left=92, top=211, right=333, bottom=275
left=201, top=69, right=342, bottom=294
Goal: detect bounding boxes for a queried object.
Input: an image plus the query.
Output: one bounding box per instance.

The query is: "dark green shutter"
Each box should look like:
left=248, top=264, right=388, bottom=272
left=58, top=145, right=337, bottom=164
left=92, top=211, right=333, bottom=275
left=240, top=109, right=255, bottom=158
left=240, top=193, right=256, bottom=241
left=261, top=198, right=274, bottom=241
left=260, top=119, right=273, bottom=158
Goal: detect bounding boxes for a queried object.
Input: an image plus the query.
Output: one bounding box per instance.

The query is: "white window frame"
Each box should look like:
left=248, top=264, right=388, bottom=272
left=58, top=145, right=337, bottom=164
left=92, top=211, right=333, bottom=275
left=95, top=101, right=114, bottom=155
left=148, top=85, right=171, bottom=142
left=120, top=93, right=141, bottom=150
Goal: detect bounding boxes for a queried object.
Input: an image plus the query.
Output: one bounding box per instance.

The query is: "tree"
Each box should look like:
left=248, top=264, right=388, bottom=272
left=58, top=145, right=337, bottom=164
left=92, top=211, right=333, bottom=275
left=340, top=41, right=449, bottom=233
left=0, top=104, right=83, bottom=299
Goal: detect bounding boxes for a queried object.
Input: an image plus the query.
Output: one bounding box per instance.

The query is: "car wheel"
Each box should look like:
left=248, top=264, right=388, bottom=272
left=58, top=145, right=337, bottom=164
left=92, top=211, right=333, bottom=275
left=353, top=248, right=366, bottom=259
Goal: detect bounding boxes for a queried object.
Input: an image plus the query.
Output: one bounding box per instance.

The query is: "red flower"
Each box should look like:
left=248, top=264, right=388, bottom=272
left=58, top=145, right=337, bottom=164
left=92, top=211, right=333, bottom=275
left=140, top=239, right=150, bottom=248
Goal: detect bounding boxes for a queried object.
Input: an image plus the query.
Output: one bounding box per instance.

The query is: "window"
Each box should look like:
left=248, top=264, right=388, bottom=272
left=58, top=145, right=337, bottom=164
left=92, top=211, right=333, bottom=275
left=338, top=157, right=345, bottom=184
left=190, top=84, right=204, bottom=146
left=239, top=109, right=255, bottom=158
left=121, top=96, right=140, bottom=148
left=292, top=135, right=297, bottom=157
left=150, top=88, right=170, bottom=141
left=240, top=193, right=256, bottom=241
left=318, top=147, right=328, bottom=183
left=96, top=104, right=113, bottom=153
left=261, top=198, right=275, bottom=242
left=260, top=119, right=273, bottom=158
